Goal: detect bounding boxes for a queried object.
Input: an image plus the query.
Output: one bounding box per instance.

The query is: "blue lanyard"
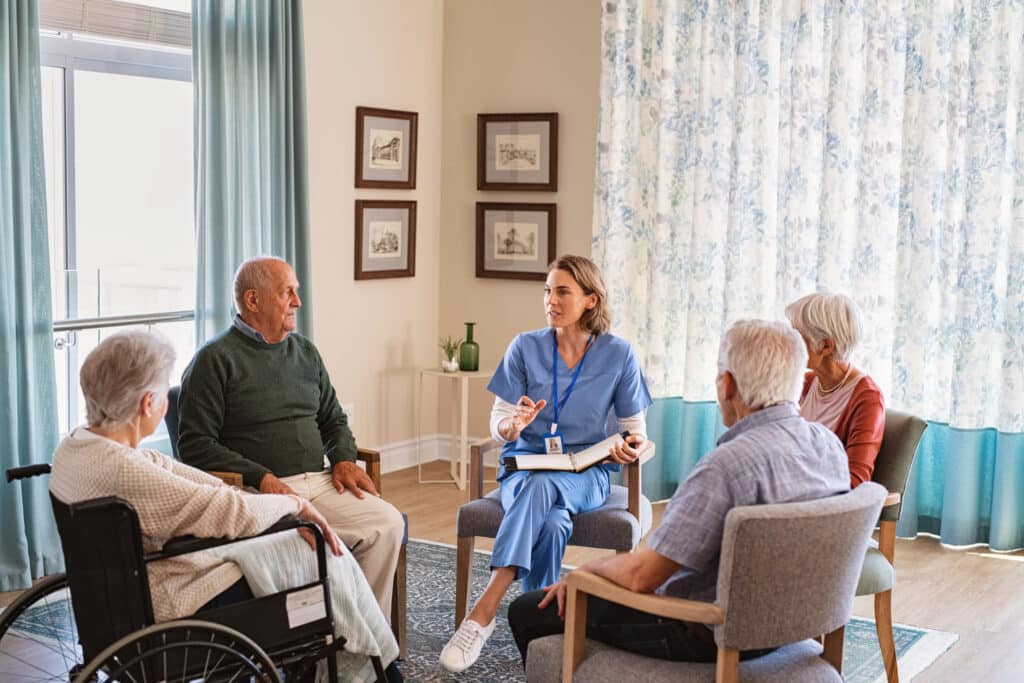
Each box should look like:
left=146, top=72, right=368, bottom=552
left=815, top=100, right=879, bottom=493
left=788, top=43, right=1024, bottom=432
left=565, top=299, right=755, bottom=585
left=551, top=331, right=594, bottom=428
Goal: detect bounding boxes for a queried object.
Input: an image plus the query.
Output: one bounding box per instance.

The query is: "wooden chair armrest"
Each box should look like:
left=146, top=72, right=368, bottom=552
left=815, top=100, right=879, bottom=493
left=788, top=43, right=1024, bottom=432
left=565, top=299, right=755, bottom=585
left=356, top=447, right=383, bottom=495
left=562, top=569, right=722, bottom=681
left=210, top=471, right=244, bottom=488
left=566, top=570, right=723, bottom=625
left=625, top=440, right=656, bottom=520
left=470, top=438, right=502, bottom=500
left=883, top=491, right=901, bottom=507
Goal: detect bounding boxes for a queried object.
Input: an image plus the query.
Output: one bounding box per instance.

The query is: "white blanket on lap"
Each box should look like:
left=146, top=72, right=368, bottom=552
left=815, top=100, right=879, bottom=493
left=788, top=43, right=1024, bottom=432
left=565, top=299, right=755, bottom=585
left=209, top=530, right=398, bottom=683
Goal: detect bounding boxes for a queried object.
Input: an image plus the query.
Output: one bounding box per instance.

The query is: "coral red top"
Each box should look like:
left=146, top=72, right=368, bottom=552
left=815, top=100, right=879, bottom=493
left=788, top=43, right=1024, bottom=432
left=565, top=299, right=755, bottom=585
left=800, top=371, right=885, bottom=487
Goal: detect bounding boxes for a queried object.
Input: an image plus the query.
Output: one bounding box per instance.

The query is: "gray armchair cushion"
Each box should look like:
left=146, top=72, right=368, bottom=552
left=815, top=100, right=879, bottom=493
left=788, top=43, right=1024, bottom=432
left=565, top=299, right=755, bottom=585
left=526, top=635, right=842, bottom=683
left=456, top=484, right=652, bottom=551
left=855, top=542, right=894, bottom=595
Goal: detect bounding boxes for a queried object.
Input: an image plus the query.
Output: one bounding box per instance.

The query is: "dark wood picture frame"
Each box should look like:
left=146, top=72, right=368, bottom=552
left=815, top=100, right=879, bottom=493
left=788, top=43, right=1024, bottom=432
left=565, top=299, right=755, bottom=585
left=355, top=200, right=416, bottom=280
left=477, top=113, right=558, bottom=191
left=476, top=202, right=557, bottom=280
left=355, top=106, right=418, bottom=189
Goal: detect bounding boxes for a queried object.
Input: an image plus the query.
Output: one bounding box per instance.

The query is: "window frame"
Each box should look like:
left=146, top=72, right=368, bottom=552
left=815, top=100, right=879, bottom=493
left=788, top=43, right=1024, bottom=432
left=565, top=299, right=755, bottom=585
left=40, top=32, right=194, bottom=433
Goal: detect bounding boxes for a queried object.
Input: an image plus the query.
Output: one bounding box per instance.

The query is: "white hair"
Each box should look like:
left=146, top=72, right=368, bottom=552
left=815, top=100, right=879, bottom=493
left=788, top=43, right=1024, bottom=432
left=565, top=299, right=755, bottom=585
left=784, top=292, right=863, bottom=362
left=233, top=256, right=288, bottom=312
left=80, top=331, right=176, bottom=430
left=718, top=320, right=808, bottom=409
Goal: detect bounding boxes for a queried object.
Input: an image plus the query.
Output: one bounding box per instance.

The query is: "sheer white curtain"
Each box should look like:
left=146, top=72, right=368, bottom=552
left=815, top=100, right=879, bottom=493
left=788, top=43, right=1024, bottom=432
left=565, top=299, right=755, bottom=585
left=593, top=0, right=1024, bottom=433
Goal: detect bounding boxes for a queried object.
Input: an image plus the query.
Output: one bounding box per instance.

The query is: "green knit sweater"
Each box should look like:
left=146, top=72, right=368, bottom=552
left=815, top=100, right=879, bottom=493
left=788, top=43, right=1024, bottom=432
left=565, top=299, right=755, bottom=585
left=178, top=327, right=357, bottom=487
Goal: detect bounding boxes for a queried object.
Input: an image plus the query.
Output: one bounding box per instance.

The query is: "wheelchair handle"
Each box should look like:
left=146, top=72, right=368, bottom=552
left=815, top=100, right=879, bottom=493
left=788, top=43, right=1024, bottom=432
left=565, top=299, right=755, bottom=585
left=6, top=463, right=52, bottom=482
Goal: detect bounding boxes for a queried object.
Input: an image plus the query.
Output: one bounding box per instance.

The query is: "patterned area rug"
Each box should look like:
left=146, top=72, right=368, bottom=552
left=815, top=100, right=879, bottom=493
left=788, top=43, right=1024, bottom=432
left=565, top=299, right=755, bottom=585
left=7, top=540, right=958, bottom=682
left=402, top=540, right=958, bottom=683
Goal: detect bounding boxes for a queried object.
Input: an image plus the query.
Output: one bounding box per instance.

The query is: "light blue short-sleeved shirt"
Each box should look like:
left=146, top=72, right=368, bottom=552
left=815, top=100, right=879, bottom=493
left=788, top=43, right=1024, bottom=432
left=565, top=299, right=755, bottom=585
left=487, top=328, right=653, bottom=479
left=648, top=403, right=850, bottom=603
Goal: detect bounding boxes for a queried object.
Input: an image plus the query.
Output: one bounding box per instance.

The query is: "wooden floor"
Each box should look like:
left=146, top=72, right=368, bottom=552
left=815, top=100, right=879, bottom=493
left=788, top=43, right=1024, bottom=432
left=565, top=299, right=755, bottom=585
left=3, top=461, right=1021, bottom=682
left=390, top=461, right=1024, bottom=683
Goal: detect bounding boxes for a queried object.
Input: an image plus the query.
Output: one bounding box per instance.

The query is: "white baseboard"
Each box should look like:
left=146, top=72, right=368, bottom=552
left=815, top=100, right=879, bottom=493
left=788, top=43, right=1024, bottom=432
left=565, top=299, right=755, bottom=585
left=371, top=434, right=498, bottom=474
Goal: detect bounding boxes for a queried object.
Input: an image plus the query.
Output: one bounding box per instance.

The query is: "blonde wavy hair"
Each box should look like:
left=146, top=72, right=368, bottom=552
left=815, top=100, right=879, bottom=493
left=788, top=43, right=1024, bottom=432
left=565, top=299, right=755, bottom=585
left=548, top=255, right=612, bottom=335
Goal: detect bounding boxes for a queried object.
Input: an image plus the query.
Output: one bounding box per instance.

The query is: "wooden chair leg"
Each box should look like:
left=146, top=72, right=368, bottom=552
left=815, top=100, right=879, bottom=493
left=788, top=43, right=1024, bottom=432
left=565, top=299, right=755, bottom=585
left=875, top=589, right=899, bottom=683
left=455, top=535, right=474, bottom=628
left=822, top=625, right=845, bottom=672
left=561, top=585, right=588, bottom=683
left=390, top=542, right=407, bottom=659
left=715, top=648, right=739, bottom=683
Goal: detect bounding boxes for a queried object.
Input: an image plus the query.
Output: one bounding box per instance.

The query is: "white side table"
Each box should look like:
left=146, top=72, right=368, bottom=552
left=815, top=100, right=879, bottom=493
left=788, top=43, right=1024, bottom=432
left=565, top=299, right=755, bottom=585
left=415, top=368, right=491, bottom=490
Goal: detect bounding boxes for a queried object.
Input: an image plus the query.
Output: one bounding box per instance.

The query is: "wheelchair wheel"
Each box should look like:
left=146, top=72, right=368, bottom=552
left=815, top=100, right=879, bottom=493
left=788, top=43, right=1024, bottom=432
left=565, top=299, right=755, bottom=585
left=0, top=572, right=83, bottom=681
left=73, top=619, right=281, bottom=683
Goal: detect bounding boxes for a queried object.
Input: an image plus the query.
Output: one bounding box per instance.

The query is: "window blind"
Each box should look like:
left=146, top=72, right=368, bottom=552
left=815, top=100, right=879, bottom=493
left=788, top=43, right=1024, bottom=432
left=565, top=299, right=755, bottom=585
left=39, top=0, right=191, bottom=49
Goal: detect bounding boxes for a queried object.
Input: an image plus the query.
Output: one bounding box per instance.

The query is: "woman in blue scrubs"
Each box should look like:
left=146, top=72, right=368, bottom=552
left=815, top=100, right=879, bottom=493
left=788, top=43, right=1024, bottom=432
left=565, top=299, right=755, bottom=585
left=440, top=255, right=652, bottom=673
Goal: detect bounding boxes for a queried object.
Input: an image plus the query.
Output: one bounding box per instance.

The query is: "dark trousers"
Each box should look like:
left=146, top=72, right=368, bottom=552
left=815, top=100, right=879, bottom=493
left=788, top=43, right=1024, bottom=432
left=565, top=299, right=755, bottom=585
left=197, top=577, right=255, bottom=612
left=509, top=589, right=774, bottom=665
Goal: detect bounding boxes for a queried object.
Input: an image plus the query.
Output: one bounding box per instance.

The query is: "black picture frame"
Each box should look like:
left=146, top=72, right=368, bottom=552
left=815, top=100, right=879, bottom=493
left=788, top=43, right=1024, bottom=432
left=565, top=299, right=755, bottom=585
left=477, top=113, right=558, bottom=191
left=476, top=202, right=557, bottom=280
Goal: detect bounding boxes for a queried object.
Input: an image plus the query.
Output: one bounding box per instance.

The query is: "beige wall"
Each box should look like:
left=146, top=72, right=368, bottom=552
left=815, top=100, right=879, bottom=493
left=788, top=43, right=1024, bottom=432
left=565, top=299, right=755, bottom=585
left=302, top=0, right=603, bottom=452
left=439, top=0, right=603, bottom=436
left=304, top=0, right=444, bottom=448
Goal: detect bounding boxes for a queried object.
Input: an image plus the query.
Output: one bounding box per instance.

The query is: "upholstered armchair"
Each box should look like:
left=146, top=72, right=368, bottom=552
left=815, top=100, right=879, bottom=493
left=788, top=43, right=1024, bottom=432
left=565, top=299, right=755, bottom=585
left=857, top=409, right=927, bottom=683
left=526, top=483, right=887, bottom=683
left=453, top=438, right=656, bottom=628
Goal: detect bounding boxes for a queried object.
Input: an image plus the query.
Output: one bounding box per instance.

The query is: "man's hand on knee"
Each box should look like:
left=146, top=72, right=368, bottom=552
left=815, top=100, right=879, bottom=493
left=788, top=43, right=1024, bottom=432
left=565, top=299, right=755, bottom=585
left=331, top=460, right=380, bottom=499
left=260, top=472, right=298, bottom=496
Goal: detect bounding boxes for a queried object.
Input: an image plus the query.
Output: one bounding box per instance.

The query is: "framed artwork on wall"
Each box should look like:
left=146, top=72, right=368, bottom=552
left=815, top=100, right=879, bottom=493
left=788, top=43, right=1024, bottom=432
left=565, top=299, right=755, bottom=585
left=476, top=202, right=556, bottom=280
left=477, top=113, right=558, bottom=191
left=355, top=106, right=418, bottom=189
left=355, top=200, right=416, bottom=279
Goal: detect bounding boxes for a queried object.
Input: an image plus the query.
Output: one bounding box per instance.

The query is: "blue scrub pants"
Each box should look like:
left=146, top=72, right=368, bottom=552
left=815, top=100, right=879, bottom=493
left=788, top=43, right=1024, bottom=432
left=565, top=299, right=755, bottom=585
left=490, top=467, right=611, bottom=591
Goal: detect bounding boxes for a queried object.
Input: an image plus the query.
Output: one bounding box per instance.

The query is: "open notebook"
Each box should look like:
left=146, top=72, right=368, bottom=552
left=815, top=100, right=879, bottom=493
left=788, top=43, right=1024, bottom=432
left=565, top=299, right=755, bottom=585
left=502, top=432, right=630, bottom=473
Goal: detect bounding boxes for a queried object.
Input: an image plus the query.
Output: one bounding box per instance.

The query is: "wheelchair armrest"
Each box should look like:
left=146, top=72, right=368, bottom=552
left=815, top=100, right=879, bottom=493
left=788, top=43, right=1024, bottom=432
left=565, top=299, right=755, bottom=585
left=148, top=515, right=330, bottom=579
left=6, top=463, right=52, bottom=481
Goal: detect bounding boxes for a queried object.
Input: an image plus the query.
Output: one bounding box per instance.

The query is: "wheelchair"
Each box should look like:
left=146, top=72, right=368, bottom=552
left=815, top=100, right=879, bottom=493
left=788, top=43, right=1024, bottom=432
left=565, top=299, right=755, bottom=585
left=1, top=463, right=389, bottom=682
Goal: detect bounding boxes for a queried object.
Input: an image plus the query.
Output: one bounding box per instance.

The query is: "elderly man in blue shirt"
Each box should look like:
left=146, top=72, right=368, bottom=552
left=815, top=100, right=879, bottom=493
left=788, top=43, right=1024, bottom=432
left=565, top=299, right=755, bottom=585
left=508, top=319, right=851, bottom=664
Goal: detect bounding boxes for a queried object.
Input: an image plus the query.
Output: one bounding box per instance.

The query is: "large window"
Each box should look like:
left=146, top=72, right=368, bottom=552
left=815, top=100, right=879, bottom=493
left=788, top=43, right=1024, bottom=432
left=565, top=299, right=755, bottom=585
left=40, top=32, right=195, bottom=433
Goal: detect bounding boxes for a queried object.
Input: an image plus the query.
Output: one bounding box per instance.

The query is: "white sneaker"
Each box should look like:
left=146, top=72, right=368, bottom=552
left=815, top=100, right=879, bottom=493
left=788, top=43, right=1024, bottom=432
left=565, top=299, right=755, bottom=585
left=439, top=617, right=496, bottom=673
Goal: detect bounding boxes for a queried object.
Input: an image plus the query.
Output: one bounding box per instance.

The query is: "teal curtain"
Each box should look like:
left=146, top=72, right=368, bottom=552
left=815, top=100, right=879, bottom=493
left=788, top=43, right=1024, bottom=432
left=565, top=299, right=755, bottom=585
left=192, top=0, right=313, bottom=343
left=0, top=0, right=64, bottom=590
left=643, top=399, right=1024, bottom=552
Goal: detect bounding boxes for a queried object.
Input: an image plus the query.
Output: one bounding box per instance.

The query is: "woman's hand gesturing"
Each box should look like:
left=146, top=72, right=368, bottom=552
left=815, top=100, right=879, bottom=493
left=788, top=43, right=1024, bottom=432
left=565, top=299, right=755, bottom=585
left=500, top=396, right=547, bottom=441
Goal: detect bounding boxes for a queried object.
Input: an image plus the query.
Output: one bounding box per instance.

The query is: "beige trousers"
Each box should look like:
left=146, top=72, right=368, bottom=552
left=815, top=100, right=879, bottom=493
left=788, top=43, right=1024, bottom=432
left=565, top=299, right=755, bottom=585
left=281, top=471, right=404, bottom=621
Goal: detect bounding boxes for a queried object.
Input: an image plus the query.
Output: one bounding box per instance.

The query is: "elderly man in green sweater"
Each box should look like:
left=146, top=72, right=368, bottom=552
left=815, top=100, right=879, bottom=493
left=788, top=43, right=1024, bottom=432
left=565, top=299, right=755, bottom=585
left=178, top=256, right=404, bottom=619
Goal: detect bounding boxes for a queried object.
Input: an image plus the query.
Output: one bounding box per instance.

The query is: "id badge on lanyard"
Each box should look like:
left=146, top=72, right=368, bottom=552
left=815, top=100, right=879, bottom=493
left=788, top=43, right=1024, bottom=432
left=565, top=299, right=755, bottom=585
left=544, top=331, right=593, bottom=456
left=542, top=423, right=565, bottom=455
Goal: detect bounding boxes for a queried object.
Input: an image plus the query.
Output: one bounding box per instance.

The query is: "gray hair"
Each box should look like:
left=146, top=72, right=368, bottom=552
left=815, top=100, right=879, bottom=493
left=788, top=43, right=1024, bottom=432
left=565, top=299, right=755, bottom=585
left=233, top=256, right=287, bottom=312
left=718, top=320, right=808, bottom=409
left=784, top=292, right=863, bottom=362
left=80, top=331, right=176, bottom=430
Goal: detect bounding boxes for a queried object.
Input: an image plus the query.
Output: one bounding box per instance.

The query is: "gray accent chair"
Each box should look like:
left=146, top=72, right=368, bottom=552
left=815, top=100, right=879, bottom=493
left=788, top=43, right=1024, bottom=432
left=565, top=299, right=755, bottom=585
left=454, top=438, right=655, bottom=627
left=856, top=409, right=928, bottom=683
left=165, top=385, right=410, bottom=659
left=526, top=482, right=887, bottom=683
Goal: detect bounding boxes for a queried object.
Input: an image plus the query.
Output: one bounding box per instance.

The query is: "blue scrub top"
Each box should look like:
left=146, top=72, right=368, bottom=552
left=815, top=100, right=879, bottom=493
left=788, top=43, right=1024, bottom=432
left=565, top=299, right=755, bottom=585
left=488, top=329, right=653, bottom=479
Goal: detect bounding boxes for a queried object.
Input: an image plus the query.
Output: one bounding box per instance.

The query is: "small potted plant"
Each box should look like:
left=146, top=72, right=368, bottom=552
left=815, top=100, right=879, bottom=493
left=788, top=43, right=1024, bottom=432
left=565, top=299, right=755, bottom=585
left=439, top=335, right=462, bottom=372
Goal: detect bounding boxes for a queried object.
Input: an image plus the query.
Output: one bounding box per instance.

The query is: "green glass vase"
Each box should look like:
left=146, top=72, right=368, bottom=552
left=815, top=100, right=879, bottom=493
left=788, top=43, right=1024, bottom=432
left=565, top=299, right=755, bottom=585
left=459, top=322, right=479, bottom=371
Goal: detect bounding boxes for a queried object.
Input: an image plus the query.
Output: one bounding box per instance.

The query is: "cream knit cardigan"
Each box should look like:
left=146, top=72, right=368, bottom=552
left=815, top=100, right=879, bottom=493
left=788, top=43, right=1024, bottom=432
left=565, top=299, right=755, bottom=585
left=50, top=428, right=300, bottom=622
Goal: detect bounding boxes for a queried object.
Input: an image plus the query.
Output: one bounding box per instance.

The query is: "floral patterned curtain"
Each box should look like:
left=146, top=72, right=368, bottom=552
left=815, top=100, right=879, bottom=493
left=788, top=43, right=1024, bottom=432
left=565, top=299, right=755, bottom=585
left=594, top=0, right=1024, bottom=432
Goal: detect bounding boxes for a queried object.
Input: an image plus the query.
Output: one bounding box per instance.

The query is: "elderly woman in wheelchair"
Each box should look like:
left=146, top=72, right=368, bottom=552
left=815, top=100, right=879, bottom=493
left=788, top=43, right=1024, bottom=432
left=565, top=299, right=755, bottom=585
left=46, top=330, right=401, bottom=682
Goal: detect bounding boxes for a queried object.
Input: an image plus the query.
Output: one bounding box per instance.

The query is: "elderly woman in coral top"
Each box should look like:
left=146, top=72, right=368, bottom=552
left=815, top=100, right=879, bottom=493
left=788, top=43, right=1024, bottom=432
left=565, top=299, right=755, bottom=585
left=785, top=293, right=885, bottom=487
